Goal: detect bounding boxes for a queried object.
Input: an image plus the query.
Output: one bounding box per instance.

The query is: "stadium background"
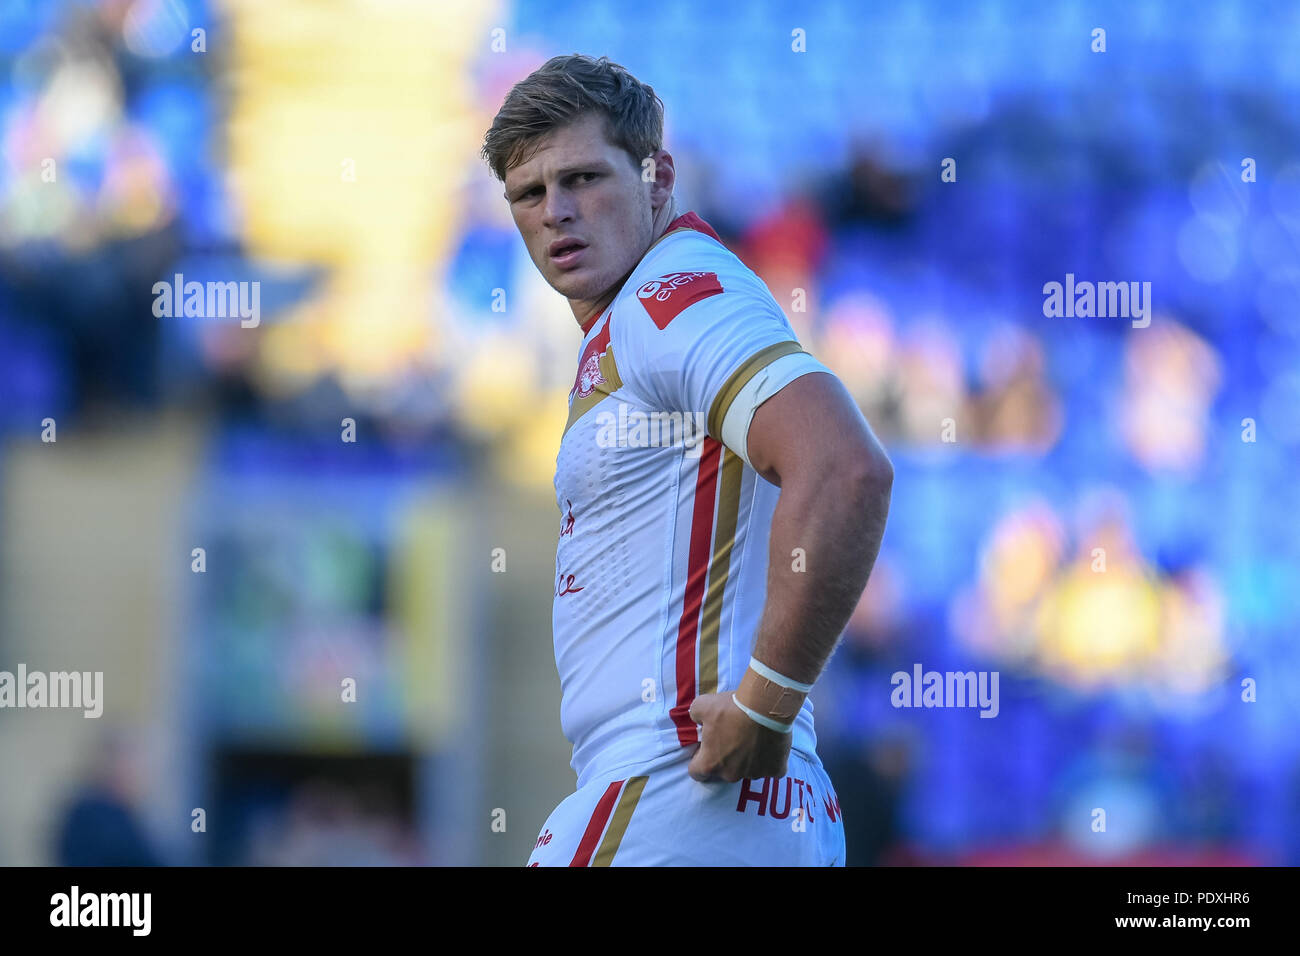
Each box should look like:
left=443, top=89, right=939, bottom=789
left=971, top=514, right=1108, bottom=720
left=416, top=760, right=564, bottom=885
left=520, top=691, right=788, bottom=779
left=0, top=0, right=1297, bottom=866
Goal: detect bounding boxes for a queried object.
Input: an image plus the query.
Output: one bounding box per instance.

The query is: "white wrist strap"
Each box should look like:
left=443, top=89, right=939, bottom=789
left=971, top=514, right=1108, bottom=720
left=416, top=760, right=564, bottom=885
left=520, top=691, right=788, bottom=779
left=732, top=693, right=794, bottom=734
left=749, top=656, right=814, bottom=693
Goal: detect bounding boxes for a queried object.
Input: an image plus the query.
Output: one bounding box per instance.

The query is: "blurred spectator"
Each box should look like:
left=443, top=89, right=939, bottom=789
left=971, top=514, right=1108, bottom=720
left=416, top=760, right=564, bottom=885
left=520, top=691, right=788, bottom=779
left=53, top=729, right=164, bottom=867
left=813, top=140, right=915, bottom=230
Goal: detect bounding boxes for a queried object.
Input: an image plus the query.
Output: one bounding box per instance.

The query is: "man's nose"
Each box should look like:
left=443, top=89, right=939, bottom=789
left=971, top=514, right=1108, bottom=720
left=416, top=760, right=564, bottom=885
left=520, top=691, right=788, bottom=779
left=541, top=187, right=575, bottom=227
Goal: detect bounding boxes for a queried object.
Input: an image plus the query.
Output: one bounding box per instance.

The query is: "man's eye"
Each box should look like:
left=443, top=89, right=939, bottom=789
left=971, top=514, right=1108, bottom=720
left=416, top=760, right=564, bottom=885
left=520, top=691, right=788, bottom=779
left=578, top=172, right=599, bottom=183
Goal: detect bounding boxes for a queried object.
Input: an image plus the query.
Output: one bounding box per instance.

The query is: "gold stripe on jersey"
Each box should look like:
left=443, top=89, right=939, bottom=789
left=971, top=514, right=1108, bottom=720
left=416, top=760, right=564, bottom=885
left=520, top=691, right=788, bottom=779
left=563, top=345, right=624, bottom=438
left=707, top=341, right=806, bottom=440
left=592, top=775, right=648, bottom=866
left=698, top=447, right=743, bottom=695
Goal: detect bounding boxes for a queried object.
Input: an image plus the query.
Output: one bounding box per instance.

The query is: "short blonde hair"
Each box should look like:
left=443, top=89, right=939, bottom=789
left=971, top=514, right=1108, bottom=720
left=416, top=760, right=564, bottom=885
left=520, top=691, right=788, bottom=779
left=481, top=53, right=664, bottom=183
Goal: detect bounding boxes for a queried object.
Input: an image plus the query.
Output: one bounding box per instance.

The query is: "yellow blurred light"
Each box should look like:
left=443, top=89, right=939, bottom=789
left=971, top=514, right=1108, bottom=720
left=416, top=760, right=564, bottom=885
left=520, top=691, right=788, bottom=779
left=255, top=312, right=329, bottom=396
left=221, top=0, right=503, bottom=383
left=453, top=332, right=540, bottom=438
left=1035, top=562, right=1163, bottom=688
left=498, top=387, right=572, bottom=491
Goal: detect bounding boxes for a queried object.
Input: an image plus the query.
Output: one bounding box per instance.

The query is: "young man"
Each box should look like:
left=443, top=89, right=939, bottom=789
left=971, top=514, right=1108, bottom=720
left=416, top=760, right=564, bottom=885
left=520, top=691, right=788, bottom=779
left=482, top=54, right=892, bottom=866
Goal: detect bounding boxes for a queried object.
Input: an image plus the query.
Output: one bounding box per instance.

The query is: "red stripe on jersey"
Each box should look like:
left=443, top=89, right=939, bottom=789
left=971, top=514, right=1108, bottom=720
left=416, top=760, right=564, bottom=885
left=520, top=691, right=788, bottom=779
left=569, top=780, right=624, bottom=867
left=669, top=437, right=723, bottom=745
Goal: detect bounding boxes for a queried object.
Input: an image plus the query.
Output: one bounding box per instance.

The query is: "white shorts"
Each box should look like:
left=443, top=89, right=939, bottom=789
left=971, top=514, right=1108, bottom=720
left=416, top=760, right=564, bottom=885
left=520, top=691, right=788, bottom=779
left=526, top=747, right=846, bottom=866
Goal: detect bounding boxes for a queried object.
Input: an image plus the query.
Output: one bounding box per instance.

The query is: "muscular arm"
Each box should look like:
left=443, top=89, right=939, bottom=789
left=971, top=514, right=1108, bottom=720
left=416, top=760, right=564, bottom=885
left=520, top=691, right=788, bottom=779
left=687, top=369, right=892, bottom=782
left=745, top=370, right=893, bottom=684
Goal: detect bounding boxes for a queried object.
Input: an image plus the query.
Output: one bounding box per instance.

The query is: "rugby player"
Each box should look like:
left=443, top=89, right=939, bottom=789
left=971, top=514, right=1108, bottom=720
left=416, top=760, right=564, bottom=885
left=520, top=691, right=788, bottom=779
left=482, top=54, right=892, bottom=866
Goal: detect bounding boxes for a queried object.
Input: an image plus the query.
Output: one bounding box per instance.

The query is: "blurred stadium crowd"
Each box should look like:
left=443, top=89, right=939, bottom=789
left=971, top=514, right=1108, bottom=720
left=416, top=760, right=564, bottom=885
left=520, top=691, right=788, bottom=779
left=0, top=0, right=1298, bottom=865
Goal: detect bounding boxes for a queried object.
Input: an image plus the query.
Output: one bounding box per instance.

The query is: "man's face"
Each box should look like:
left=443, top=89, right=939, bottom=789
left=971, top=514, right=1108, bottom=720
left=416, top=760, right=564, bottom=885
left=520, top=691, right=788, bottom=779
left=504, top=112, right=656, bottom=318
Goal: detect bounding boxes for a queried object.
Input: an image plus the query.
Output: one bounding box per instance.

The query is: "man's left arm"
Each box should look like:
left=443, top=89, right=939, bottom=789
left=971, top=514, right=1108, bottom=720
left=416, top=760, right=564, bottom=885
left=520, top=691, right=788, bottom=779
left=687, top=370, right=893, bottom=782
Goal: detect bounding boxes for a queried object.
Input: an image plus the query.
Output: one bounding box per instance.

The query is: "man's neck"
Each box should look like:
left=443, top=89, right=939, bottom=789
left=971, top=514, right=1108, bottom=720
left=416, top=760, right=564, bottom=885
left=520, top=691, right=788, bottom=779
left=573, top=198, right=680, bottom=330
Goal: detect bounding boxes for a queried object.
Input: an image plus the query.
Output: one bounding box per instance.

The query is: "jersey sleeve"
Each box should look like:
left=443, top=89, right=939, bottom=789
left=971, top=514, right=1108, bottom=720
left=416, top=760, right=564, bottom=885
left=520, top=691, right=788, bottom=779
left=716, top=348, right=829, bottom=468
left=619, top=272, right=830, bottom=467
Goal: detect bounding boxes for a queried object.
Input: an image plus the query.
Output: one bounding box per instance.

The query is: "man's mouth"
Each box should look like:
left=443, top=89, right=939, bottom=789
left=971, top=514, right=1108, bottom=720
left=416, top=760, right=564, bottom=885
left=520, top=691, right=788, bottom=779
left=549, top=239, right=588, bottom=269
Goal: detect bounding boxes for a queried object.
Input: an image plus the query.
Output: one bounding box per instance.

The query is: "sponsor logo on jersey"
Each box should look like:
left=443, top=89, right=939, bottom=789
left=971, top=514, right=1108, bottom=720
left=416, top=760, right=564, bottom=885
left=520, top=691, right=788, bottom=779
left=736, top=775, right=821, bottom=822
left=636, top=271, right=724, bottom=329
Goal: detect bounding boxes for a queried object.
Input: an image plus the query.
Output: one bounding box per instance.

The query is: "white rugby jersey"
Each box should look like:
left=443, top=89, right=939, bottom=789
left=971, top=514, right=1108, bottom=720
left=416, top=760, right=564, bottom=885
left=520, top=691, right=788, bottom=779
left=552, top=211, right=830, bottom=788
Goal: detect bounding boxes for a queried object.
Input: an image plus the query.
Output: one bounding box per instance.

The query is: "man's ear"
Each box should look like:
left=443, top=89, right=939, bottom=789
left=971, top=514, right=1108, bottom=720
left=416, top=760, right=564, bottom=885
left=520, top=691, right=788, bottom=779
left=655, top=150, right=675, bottom=186
left=648, top=150, right=675, bottom=206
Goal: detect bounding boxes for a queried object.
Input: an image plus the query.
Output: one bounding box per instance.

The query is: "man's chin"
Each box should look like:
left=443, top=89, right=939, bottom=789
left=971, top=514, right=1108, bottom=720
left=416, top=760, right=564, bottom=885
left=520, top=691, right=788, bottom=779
left=550, top=271, right=604, bottom=301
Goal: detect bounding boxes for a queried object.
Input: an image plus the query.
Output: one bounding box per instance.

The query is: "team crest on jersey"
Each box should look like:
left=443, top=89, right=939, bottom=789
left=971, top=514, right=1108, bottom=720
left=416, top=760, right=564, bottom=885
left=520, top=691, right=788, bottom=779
left=576, top=352, right=605, bottom=399
left=564, top=321, right=623, bottom=437
left=636, top=271, right=724, bottom=329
